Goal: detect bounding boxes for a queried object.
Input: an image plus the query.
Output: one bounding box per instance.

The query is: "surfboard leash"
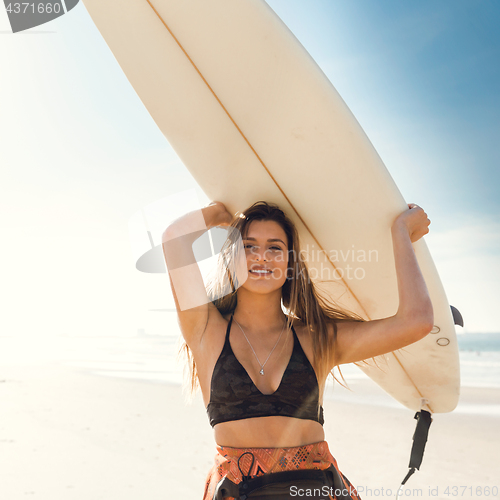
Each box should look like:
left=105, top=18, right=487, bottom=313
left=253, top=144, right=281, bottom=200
left=395, top=409, right=433, bottom=500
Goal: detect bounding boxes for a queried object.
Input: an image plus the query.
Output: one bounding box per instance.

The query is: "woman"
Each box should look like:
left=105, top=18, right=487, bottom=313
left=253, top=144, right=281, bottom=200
left=162, top=200, right=433, bottom=499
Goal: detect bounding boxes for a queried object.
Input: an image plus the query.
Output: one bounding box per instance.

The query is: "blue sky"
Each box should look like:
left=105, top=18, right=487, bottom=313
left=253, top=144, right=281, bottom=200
left=267, top=0, right=500, bottom=219
left=1, top=0, right=499, bottom=336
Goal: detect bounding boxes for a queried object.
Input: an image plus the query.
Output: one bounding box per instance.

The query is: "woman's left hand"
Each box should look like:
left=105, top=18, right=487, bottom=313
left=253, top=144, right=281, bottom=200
left=392, top=203, right=431, bottom=243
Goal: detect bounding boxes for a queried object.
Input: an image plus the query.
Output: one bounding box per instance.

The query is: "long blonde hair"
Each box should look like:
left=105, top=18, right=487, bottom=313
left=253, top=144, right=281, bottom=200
left=179, top=201, right=363, bottom=397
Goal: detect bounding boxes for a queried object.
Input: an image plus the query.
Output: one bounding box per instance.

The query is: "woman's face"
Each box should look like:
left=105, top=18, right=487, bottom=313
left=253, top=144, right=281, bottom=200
left=241, top=220, right=289, bottom=294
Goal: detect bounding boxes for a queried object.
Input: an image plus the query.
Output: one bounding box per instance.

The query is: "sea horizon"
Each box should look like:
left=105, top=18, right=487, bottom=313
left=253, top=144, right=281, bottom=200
left=2, top=330, right=499, bottom=418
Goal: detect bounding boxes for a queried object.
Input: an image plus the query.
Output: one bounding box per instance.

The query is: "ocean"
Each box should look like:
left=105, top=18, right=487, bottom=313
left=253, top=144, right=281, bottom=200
left=455, top=333, right=500, bottom=389
left=2, top=330, right=499, bottom=415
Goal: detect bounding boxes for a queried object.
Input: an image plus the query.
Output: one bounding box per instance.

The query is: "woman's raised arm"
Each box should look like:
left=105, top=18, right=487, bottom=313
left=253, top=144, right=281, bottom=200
left=332, top=204, right=434, bottom=366
left=162, top=202, right=233, bottom=346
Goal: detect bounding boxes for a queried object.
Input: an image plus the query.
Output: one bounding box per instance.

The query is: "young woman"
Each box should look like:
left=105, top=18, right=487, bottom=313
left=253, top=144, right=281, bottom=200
left=162, top=200, right=433, bottom=500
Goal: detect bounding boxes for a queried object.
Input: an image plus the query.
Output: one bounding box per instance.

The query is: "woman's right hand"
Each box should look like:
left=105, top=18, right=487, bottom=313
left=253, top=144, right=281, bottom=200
left=202, top=201, right=233, bottom=228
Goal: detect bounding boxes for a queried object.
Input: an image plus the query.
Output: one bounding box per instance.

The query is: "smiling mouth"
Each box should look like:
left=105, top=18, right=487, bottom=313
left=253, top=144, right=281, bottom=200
left=249, top=269, right=273, bottom=275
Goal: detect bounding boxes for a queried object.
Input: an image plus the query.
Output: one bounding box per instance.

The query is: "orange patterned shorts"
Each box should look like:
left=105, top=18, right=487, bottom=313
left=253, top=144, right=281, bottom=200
left=203, top=440, right=361, bottom=500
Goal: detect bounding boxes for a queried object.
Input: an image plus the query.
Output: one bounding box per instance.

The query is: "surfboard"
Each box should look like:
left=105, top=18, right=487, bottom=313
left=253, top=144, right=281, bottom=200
left=81, top=0, right=460, bottom=413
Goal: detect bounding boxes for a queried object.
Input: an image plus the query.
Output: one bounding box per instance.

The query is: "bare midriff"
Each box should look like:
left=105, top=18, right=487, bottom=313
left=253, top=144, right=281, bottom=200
left=213, top=415, right=325, bottom=448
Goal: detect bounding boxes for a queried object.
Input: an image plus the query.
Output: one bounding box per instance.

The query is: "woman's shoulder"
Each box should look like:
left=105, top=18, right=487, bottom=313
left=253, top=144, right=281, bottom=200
left=288, top=317, right=320, bottom=342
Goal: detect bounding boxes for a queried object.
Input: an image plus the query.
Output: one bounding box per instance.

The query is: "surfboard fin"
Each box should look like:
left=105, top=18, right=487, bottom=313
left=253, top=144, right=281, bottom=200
left=396, top=410, right=433, bottom=499
left=450, top=305, right=464, bottom=327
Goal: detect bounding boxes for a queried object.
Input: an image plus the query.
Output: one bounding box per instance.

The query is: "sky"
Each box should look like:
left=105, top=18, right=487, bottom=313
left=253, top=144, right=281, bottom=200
left=1, top=0, right=499, bottom=339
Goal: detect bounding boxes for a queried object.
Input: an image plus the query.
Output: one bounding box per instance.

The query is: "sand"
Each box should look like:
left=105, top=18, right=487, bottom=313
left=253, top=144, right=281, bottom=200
left=1, top=363, right=498, bottom=500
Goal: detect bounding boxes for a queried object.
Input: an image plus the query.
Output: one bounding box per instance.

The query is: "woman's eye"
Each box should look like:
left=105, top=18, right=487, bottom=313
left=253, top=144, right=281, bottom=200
left=243, top=244, right=283, bottom=252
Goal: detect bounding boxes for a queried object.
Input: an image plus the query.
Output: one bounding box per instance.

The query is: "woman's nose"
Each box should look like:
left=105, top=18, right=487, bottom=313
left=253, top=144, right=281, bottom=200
left=253, top=248, right=268, bottom=261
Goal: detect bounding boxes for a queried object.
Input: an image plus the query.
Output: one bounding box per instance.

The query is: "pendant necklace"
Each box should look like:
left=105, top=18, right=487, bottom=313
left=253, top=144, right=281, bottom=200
left=233, top=317, right=287, bottom=376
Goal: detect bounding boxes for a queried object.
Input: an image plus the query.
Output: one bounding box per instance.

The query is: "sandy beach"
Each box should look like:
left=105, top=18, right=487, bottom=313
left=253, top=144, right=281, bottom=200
left=1, top=363, right=498, bottom=500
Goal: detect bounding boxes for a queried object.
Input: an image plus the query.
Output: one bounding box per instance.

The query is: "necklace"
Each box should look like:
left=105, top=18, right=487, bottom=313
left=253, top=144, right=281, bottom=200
left=233, top=317, right=287, bottom=376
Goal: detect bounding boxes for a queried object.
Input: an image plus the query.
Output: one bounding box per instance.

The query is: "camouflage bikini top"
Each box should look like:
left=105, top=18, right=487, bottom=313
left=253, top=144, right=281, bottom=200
left=206, top=315, right=324, bottom=427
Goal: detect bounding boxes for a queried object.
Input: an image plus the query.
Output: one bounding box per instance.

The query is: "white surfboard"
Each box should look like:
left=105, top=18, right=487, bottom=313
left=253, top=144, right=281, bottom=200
left=82, top=0, right=460, bottom=413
